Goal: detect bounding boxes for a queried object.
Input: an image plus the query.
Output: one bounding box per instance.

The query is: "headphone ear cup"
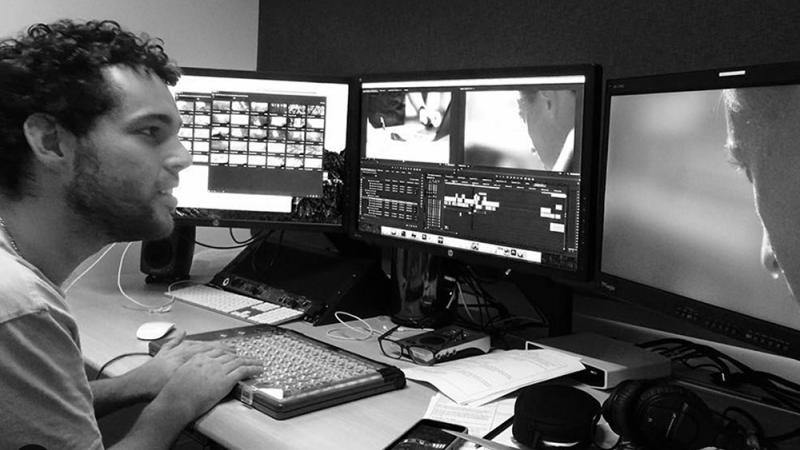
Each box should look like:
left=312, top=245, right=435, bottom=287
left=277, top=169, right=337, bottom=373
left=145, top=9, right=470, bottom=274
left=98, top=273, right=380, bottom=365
left=601, top=379, right=652, bottom=443
left=604, top=380, right=751, bottom=450
left=634, top=383, right=709, bottom=417
left=634, top=383, right=726, bottom=450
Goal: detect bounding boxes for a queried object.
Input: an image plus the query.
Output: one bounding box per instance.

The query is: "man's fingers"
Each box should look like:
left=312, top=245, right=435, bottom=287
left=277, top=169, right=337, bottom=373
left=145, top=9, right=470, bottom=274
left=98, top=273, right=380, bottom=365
left=225, top=359, right=264, bottom=379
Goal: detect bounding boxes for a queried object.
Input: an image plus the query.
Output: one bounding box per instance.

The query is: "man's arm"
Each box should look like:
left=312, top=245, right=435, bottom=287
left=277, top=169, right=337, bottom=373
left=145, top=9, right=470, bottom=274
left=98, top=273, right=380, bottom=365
left=108, top=345, right=262, bottom=450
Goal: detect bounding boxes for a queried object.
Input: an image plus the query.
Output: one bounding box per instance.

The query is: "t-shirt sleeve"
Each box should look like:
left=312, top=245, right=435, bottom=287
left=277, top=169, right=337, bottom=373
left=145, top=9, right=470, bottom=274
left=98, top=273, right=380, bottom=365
left=0, top=310, right=104, bottom=450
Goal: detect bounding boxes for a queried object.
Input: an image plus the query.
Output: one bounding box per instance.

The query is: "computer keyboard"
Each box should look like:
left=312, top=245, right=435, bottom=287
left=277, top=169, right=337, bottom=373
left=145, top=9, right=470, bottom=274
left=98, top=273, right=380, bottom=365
left=148, top=324, right=406, bottom=419
left=167, top=284, right=305, bottom=325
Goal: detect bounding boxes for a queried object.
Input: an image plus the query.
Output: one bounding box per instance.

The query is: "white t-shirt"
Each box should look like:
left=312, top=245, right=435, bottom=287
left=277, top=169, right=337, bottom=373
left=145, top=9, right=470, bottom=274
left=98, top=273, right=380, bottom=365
left=0, top=229, right=103, bottom=449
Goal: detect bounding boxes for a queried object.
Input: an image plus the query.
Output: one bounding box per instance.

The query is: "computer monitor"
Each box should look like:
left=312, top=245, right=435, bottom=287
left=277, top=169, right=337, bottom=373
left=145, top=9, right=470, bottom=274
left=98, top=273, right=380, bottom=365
left=353, top=65, right=600, bottom=280
left=351, top=66, right=600, bottom=330
left=598, top=62, right=800, bottom=360
left=170, top=67, right=355, bottom=231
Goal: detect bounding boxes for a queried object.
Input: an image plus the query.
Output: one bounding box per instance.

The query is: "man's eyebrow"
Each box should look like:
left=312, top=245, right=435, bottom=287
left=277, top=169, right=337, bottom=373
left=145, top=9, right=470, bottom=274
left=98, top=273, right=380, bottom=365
left=130, top=112, right=183, bottom=128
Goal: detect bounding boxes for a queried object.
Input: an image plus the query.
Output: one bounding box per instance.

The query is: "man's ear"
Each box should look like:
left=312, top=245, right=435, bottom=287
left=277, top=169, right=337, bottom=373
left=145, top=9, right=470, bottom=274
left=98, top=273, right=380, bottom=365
left=22, top=113, right=67, bottom=165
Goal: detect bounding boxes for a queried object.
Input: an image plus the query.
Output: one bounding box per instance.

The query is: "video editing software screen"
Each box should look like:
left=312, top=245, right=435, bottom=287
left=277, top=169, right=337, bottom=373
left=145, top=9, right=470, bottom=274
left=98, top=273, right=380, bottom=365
left=354, top=67, right=598, bottom=278
left=599, top=63, right=800, bottom=358
left=170, top=68, right=351, bottom=230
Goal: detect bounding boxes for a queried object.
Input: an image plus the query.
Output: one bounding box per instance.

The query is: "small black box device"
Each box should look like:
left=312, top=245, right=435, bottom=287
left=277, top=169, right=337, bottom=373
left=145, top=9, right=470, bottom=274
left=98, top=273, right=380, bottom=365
left=531, top=332, right=671, bottom=389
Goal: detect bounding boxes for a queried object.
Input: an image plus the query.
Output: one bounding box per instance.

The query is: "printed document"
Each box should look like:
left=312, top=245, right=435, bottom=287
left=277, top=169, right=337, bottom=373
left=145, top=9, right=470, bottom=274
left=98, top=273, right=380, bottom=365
left=402, top=349, right=584, bottom=406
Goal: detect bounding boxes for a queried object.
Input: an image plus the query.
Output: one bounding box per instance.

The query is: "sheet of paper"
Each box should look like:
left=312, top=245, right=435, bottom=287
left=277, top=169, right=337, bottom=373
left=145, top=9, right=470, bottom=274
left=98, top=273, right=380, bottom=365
left=424, top=393, right=516, bottom=449
left=423, top=393, right=515, bottom=438
left=403, top=349, right=584, bottom=406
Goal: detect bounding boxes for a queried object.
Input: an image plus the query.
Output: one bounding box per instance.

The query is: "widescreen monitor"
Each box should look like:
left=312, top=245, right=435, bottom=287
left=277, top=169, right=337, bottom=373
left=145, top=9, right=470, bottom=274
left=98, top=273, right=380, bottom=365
left=598, top=62, right=800, bottom=360
left=170, top=68, right=354, bottom=231
left=352, top=65, right=600, bottom=280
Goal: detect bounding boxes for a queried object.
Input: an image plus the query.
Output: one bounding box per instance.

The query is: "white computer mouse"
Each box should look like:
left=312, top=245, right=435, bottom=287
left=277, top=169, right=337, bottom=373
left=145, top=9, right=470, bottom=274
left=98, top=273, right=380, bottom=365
left=136, top=321, right=176, bottom=341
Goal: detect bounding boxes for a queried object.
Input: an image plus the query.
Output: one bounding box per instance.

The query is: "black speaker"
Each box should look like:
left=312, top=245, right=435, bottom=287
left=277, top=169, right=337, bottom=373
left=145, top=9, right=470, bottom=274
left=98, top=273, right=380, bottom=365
left=512, top=384, right=601, bottom=450
left=602, top=379, right=751, bottom=450
left=139, top=224, right=195, bottom=283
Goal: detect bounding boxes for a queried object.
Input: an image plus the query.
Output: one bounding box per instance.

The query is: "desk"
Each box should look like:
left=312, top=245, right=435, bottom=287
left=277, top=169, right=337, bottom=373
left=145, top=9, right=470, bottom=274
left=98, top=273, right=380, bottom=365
left=66, top=243, right=800, bottom=450
left=66, top=243, right=434, bottom=449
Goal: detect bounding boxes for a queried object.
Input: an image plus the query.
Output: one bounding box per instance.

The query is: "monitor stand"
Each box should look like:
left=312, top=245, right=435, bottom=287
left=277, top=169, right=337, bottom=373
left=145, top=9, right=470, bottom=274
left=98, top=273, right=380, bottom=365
left=386, top=247, right=574, bottom=337
left=509, top=271, right=573, bottom=337
left=389, top=247, right=453, bottom=329
left=488, top=271, right=574, bottom=349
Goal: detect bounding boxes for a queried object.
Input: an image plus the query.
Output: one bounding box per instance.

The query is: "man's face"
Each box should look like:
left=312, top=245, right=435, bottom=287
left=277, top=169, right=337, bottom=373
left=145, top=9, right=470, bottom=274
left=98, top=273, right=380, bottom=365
left=726, top=86, right=800, bottom=301
left=65, top=65, right=190, bottom=242
left=518, top=90, right=574, bottom=170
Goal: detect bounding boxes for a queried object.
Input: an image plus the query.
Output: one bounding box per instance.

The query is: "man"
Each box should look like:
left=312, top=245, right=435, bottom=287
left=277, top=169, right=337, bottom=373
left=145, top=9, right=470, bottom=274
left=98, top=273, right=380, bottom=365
left=517, top=88, right=579, bottom=173
left=0, top=20, right=262, bottom=448
left=724, top=85, right=800, bottom=303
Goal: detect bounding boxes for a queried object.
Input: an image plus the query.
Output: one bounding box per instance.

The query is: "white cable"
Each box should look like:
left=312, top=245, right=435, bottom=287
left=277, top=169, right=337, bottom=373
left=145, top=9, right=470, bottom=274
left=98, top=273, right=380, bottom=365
left=117, top=242, right=174, bottom=313
left=444, top=277, right=457, bottom=310
left=325, top=311, right=376, bottom=341
left=166, top=279, right=198, bottom=294
left=163, top=278, right=201, bottom=308
left=63, top=243, right=116, bottom=293
left=116, top=229, right=251, bottom=313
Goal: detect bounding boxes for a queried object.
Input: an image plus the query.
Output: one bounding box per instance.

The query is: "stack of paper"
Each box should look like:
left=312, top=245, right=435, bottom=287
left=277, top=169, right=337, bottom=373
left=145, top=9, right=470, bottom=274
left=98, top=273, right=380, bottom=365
left=402, top=349, right=584, bottom=406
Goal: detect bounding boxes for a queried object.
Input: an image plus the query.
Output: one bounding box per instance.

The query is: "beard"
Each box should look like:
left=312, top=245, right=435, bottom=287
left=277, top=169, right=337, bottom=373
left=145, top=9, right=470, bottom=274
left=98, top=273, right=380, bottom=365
left=65, top=143, right=174, bottom=243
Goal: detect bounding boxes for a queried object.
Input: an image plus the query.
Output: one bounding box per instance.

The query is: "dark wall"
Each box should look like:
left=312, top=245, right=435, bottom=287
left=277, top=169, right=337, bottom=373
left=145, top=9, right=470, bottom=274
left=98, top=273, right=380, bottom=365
left=257, top=0, right=800, bottom=79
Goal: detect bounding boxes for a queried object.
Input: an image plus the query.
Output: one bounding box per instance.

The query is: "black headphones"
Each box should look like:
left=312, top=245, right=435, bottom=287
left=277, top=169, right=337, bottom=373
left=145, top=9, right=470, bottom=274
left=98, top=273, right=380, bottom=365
left=602, top=379, right=753, bottom=450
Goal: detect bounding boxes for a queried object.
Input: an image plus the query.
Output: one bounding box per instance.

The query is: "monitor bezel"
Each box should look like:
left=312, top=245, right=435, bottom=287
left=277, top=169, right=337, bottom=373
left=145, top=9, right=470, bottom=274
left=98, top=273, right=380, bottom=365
left=349, top=64, right=602, bottom=281
left=171, top=67, right=360, bottom=233
left=595, top=61, right=800, bottom=360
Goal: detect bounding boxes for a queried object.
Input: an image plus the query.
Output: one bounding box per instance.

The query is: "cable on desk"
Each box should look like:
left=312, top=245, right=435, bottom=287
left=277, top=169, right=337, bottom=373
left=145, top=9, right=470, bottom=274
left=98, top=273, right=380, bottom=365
left=94, top=352, right=151, bottom=380
left=326, top=311, right=377, bottom=341
left=639, top=338, right=800, bottom=411
left=117, top=242, right=176, bottom=313
left=62, top=243, right=116, bottom=293
left=638, top=337, right=800, bottom=448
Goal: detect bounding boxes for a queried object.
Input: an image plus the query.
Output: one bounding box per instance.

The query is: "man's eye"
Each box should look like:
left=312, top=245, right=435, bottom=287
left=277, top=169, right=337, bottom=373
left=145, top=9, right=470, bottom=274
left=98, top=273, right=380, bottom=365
left=140, top=126, right=160, bottom=137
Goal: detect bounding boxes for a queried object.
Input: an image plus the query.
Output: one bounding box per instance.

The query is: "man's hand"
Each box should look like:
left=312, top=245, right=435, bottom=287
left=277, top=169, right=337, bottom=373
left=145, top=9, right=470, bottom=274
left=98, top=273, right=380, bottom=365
left=155, top=345, right=264, bottom=420
left=126, top=331, right=242, bottom=400
left=110, top=343, right=263, bottom=449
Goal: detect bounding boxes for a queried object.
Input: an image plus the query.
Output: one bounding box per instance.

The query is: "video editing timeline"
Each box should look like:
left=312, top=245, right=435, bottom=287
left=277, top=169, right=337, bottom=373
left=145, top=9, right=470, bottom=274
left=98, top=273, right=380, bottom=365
left=175, top=91, right=327, bottom=197
left=360, top=164, right=579, bottom=269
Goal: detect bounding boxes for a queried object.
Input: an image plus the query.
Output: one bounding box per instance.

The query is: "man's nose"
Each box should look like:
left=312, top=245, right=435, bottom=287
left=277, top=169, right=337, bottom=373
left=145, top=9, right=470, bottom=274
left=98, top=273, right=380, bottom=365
left=168, top=139, right=193, bottom=173
left=761, top=231, right=782, bottom=279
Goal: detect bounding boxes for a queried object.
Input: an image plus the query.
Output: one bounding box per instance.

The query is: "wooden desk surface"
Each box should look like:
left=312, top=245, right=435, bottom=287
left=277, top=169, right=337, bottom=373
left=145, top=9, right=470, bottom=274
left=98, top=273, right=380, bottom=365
left=66, top=243, right=434, bottom=449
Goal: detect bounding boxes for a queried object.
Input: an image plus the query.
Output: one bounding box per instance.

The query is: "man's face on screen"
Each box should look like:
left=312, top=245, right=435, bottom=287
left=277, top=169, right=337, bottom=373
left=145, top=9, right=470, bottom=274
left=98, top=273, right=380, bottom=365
left=725, top=86, right=800, bottom=302
left=518, top=90, right=575, bottom=170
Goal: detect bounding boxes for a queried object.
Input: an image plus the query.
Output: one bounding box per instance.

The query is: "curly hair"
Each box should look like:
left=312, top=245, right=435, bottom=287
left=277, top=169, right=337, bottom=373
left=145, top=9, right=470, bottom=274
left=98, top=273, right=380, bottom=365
left=0, top=19, right=182, bottom=197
